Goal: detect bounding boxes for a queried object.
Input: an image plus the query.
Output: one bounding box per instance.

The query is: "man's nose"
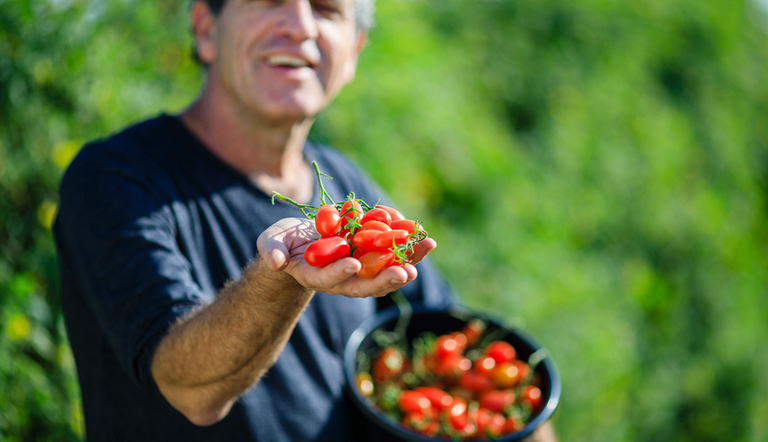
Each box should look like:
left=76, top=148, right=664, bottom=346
left=278, top=0, right=319, bottom=41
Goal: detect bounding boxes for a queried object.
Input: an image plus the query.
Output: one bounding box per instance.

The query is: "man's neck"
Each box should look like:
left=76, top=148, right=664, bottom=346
left=178, top=83, right=315, bottom=203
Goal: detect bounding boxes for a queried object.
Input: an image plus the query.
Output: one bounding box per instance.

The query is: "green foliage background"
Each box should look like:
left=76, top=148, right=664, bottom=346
left=1, top=0, right=767, bottom=440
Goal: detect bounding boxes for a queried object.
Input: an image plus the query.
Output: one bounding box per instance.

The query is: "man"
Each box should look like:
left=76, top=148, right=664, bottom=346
left=54, top=0, right=554, bottom=440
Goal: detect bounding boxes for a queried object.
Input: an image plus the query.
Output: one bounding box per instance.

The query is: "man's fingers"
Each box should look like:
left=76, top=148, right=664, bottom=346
left=409, top=237, right=436, bottom=265
left=260, top=240, right=290, bottom=271
left=307, top=257, right=362, bottom=287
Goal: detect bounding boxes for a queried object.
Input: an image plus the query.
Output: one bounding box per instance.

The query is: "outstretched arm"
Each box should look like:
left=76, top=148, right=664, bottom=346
left=151, top=217, right=436, bottom=426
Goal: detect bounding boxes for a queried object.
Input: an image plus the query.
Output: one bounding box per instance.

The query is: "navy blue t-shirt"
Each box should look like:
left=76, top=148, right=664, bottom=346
left=53, top=115, right=455, bottom=442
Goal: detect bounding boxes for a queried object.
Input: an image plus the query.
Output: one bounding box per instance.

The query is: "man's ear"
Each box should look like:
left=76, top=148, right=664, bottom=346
left=342, top=31, right=368, bottom=84
left=191, top=1, right=218, bottom=65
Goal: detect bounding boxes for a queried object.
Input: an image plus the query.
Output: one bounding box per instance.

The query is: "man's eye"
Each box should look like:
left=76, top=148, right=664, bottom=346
left=312, top=1, right=343, bottom=17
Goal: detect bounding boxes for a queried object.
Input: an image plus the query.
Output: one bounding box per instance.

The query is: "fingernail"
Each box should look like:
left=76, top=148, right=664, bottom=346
left=345, top=268, right=357, bottom=275
left=390, top=279, right=406, bottom=285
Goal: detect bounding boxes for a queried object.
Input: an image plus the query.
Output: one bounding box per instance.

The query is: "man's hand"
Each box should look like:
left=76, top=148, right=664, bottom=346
left=257, top=217, right=437, bottom=298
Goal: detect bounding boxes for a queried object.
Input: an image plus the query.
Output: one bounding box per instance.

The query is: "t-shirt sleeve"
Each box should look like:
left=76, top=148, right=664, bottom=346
left=55, top=144, right=209, bottom=397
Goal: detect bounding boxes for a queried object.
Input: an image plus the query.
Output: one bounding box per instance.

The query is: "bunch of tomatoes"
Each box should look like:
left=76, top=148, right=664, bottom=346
left=273, top=162, right=428, bottom=279
left=355, top=319, right=545, bottom=440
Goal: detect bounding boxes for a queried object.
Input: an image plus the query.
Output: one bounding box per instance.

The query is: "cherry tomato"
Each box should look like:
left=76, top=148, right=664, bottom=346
left=478, top=389, right=515, bottom=413
left=390, top=219, right=419, bottom=234
left=476, top=408, right=505, bottom=438
left=485, top=341, right=516, bottom=364
left=359, top=220, right=391, bottom=232
left=445, top=398, right=470, bottom=432
left=357, top=250, right=396, bottom=279
left=457, top=370, right=495, bottom=393
left=340, top=200, right=363, bottom=233
left=434, top=353, right=471, bottom=380
left=374, top=204, right=406, bottom=221
left=413, top=387, right=453, bottom=411
left=351, top=230, right=383, bottom=252
left=361, top=208, right=392, bottom=226
left=461, top=319, right=486, bottom=346
left=304, top=236, right=350, bottom=267
left=502, top=416, right=525, bottom=434
left=434, top=335, right=461, bottom=359
left=373, top=229, right=410, bottom=249
left=398, top=391, right=432, bottom=415
left=450, top=332, right=468, bottom=350
left=475, top=355, right=497, bottom=376
left=521, top=385, right=543, bottom=411
left=485, top=412, right=506, bottom=437
left=512, top=360, right=531, bottom=383
left=315, top=204, right=341, bottom=237
left=371, top=346, right=404, bottom=381
left=492, top=361, right=523, bottom=388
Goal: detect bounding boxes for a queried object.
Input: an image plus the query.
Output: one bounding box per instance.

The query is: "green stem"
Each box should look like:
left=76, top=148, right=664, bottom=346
left=271, top=192, right=319, bottom=219
left=311, top=161, right=336, bottom=205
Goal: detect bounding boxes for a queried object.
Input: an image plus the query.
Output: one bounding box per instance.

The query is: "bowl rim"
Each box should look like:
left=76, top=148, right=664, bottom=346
left=343, top=304, right=561, bottom=442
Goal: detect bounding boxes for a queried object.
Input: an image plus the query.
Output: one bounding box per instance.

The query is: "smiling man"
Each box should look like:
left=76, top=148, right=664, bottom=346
left=53, top=0, right=454, bottom=441
left=53, top=1, right=557, bottom=441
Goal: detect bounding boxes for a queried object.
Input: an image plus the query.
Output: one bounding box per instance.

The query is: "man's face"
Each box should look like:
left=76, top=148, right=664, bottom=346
left=196, top=0, right=365, bottom=123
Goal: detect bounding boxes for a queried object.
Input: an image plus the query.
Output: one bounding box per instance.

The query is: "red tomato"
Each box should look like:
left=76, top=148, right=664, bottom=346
left=371, top=346, right=404, bottom=381
left=476, top=408, right=505, bottom=438
left=457, top=370, right=495, bottom=393
left=361, top=208, right=392, bottom=226
left=357, top=251, right=396, bottom=279
left=434, top=353, right=471, bottom=380
left=434, top=335, right=461, bottom=359
left=446, top=398, right=469, bottom=432
left=389, top=219, right=419, bottom=234
left=475, top=355, right=497, bottom=376
left=450, top=332, right=468, bottom=350
left=315, top=205, right=341, bottom=237
left=493, top=361, right=523, bottom=388
left=521, top=385, right=543, bottom=411
left=398, top=391, right=432, bottom=415
left=478, top=389, right=515, bottom=413
left=485, top=412, right=506, bottom=437
left=413, top=387, right=453, bottom=411
left=351, top=230, right=383, bottom=252
left=304, top=237, right=350, bottom=267
left=373, top=229, right=410, bottom=249
left=461, top=319, right=486, bottom=346
left=485, top=341, right=516, bottom=364
left=340, top=200, right=363, bottom=232
left=502, top=416, right=525, bottom=434
left=513, top=360, right=531, bottom=382
left=374, top=204, right=406, bottom=221
left=359, top=220, right=391, bottom=232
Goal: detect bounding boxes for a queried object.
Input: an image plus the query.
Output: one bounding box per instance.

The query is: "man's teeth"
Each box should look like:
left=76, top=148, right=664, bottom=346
left=266, top=55, right=310, bottom=67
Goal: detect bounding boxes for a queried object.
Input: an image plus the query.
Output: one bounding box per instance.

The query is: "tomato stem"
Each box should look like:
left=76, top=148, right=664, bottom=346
left=311, top=161, right=336, bottom=206
left=271, top=192, right=319, bottom=219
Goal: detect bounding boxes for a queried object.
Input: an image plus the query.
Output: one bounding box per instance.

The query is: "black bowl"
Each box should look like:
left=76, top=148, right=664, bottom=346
left=343, top=305, right=561, bottom=442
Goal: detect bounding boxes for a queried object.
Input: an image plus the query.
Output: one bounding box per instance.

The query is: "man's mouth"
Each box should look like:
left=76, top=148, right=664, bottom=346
left=265, top=54, right=312, bottom=68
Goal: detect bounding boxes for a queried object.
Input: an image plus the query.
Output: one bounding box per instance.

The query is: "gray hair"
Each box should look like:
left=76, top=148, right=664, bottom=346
left=201, top=0, right=375, bottom=31
left=354, top=0, right=375, bottom=31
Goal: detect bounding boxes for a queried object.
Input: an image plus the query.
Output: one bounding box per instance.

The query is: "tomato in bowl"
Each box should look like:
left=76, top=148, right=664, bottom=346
left=343, top=306, right=561, bottom=441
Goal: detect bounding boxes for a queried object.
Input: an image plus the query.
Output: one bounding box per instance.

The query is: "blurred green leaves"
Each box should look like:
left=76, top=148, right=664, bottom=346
left=1, top=0, right=767, bottom=441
